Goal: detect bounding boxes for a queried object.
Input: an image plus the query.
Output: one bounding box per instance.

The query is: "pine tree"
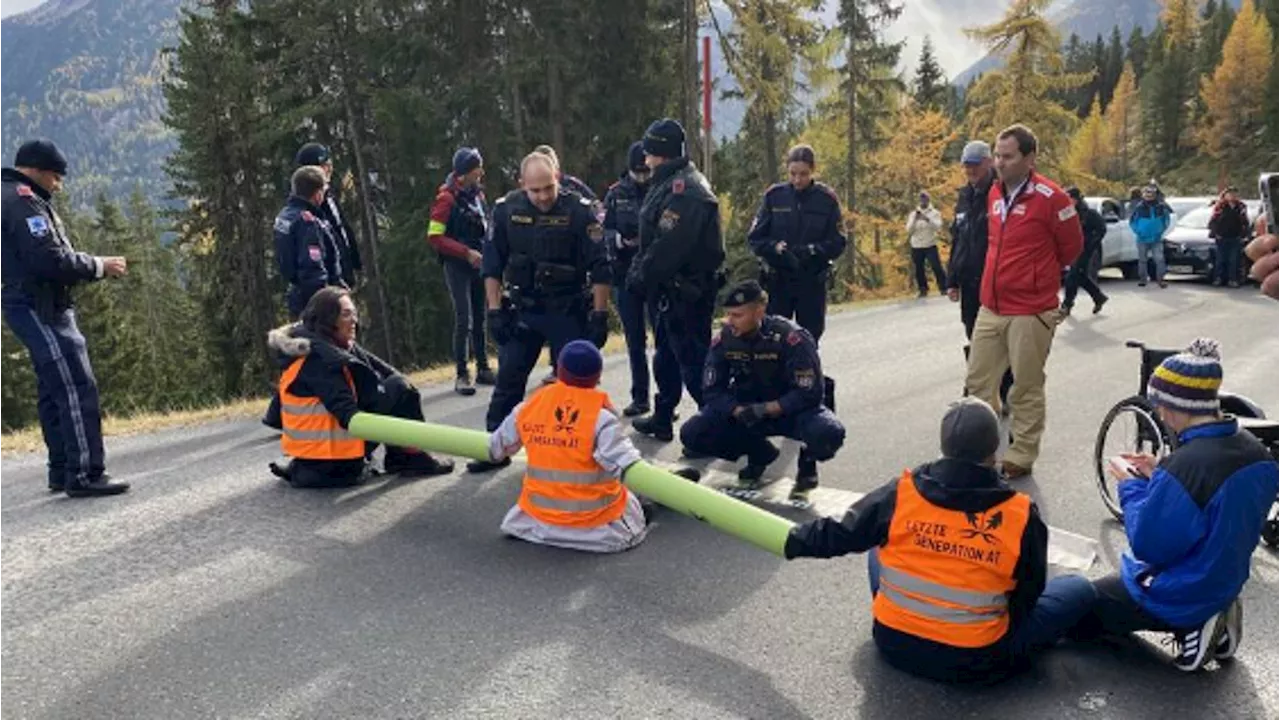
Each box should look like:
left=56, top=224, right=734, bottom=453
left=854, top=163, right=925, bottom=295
left=1126, top=25, right=1150, bottom=80
left=913, top=36, right=948, bottom=110
left=1197, top=0, right=1238, bottom=77
left=1103, top=27, right=1125, bottom=110
left=1141, top=0, right=1200, bottom=168
left=1197, top=0, right=1275, bottom=167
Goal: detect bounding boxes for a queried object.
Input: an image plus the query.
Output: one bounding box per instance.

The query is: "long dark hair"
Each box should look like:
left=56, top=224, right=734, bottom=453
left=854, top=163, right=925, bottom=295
left=300, top=286, right=350, bottom=344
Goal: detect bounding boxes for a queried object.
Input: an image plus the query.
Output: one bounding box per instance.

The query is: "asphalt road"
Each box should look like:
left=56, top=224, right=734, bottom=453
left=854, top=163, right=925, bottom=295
left=3, top=278, right=1277, bottom=720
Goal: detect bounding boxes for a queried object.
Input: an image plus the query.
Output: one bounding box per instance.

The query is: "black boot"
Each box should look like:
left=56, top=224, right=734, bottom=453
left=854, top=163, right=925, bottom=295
left=737, top=442, right=780, bottom=488
left=623, top=401, right=651, bottom=417
left=385, top=450, right=455, bottom=478
left=64, top=473, right=130, bottom=498
left=671, top=467, right=702, bottom=483
left=474, top=365, right=496, bottom=386
left=632, top=414, right=674, bottom=442
left=466, top=457, right=512, bottom=473
left=791, top=455, right=819, bottom=501
left=454, top=370, right=476, bottom=396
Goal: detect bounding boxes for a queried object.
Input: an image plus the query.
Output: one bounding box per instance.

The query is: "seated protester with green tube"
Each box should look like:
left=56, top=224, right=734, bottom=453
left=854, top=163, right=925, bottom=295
left=267, top=287, right=455, bottom=487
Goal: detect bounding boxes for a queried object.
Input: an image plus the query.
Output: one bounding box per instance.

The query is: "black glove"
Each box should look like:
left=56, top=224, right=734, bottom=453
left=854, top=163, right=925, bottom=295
left=587, top=310, right=609, bottom=348
left=487, top=308, right=515, bottom=346
left=736, top=403, right=768, bottom=428
left=777, top=249, right=801, bottom=272
left=783, top=528, right=803, bottom=560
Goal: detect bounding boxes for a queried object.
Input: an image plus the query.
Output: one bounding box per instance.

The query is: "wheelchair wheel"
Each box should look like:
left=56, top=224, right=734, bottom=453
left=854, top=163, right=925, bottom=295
left=1094, top=396, right=1173, bottom=520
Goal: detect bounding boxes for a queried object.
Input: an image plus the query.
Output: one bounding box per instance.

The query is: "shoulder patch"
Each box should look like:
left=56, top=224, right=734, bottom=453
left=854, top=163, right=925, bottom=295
left=658, top=209, right=680, bottom=232
left=787, top=330, right=803, bottom=346
left=300, top=210, right=316, bottom=222
left=672, top=178, right=685, bottom=194
left=15, top=185, right=34, bottom=198
left=25, top=215, right=50, bottom=237
left=1034, top=183, right=1054, bottom=198
left=1057, top=205, right=1078, bottom=222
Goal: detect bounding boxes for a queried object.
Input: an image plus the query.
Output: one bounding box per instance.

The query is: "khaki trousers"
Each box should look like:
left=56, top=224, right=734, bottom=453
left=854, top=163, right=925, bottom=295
left=964, top=307, right=1057, bottom=468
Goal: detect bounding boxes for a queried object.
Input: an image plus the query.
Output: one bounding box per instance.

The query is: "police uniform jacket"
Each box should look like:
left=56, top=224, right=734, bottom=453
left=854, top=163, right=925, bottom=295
left=747, top=181, right=847, bottom=281
left=275, top=195, right=343, bottom=312
left=702, top=316, right=824, bottom=416
left=1, top=167, right=102, bottom=319
left=319, top=187, right=361, bottom=286
left=482, top=189, right=611, bottom=309
left=630, top=157, right=724, bottom=298
left=602, top=172, right=648, bottom=281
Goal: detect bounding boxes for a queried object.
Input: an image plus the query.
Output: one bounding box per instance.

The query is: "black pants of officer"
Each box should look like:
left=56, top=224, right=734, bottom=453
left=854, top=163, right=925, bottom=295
left=1062, top=242, right=1106, bottom=310
left=652, top=292, right=715, bottom=422
left=614, top=286, right=652, bottom=407
left=766, top=278, right=827, bottom=343
left=680, top=405, right=846, bottom=467
left=958, top=278, right=1013, bottom=405
left=288, top=374, right=429, bottom=488
left=485, top=309, right=586, bottom=431
left=2, top=305, right=106, bottom=488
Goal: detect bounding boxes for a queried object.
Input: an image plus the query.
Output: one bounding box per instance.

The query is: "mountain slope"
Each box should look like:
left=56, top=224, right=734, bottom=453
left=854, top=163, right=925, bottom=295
left=1, top=0, right=181, bottom=205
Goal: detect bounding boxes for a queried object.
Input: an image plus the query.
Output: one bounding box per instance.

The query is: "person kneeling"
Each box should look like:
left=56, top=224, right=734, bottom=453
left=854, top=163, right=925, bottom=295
left=1071, top=338, right=1278, bottom=672
left=785, top=398, right=1096, bottom=683
left=486, top=340, right=697, bottom=552
left=267, top=287, right=454, bottom=488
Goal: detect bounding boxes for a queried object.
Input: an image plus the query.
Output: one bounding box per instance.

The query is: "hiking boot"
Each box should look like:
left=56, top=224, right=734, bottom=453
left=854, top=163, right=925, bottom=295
left=64, top=474, right=130, bottom=498
left=632, top=415, right=674, bottom=442
left=1092, top=296, right=1108, bottom=315
left=385, top=452, right=455, bottom=478
left=1213, top=598, right=1242, bottom=661
left=623, top=401, right=651, bottom=417
left=737, top=442, right=780, bottom=487
left=466, top=457, right=512, bottom=474
left=791, top=455, right=819, bottom=500
left=474, top=366, right=496, bottom=386
left=1001, top=461, right=1032, bottom=480
left=1172, top=611, right=1223, bottom=672
left=455, top=371, right=476, bottom=396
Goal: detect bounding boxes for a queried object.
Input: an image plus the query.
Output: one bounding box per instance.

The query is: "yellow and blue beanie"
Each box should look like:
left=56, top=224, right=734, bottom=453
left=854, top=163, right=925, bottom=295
left=1148, top=338, right=1223, bottom=415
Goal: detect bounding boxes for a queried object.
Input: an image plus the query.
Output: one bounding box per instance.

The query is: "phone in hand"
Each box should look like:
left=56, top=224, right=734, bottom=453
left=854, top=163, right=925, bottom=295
left=1260, top=172, right=1278, bottom=235
left=1109, top=455, right=1148, bottom=480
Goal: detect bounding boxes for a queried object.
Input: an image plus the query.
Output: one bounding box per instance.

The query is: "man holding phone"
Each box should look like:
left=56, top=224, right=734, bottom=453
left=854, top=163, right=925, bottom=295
left=1070, top=339, right=1278, bottom=672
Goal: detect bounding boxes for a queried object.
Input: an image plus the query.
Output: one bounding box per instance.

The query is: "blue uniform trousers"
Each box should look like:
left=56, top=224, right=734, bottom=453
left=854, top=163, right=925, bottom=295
left=680, top=405, right=845, bottom=465
left=485, top=309, right=587, bottom=431
left=652, top=293, right=714, bottom=421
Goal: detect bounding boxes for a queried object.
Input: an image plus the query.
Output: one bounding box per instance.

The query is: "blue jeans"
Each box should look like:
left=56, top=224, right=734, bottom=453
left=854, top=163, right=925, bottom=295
left=1136, top=242, right=1166, bottom=283
left=867, top=550, right=1097, bottom=660
left=1214, top=236, right=1243, bottom=284
left=613, top=287, right=651, bottom=406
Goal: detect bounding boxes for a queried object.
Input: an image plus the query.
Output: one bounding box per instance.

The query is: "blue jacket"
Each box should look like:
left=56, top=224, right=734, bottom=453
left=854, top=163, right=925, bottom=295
left=1128, top=200, right=1172, bottom=244
left=747, top=181, right=847, bottom=280
left=1119, top=418, right=1278, bottom=629
left=274, top=195, right=342, bottom=317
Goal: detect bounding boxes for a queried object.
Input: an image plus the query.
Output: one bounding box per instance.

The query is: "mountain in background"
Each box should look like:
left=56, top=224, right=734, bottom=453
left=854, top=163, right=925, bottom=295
left=953, top=0, right=1243, bottom=86
left=1, top=0, right=181, bottom=206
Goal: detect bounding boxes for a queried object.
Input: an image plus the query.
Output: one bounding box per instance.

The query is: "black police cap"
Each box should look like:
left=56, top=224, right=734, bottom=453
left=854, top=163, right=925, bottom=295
left=295, top=142, right=330, bottom=167
left=723, top=280, right=765, bottom=308
left=15, top=139, right=68, bottom=175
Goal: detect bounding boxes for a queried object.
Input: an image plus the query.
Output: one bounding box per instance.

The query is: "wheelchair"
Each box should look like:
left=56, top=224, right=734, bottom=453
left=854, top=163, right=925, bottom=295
left=1093, top=340, right=1279, bottom=548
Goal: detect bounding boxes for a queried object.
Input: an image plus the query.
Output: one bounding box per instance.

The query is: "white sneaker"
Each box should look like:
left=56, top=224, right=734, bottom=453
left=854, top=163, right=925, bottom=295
left=1172, top=612, right=1223, bottom=672
left=1213, top=598, right=1242, bottom=661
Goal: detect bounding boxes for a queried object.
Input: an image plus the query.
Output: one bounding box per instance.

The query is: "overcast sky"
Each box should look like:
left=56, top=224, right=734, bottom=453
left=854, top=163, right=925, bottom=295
left=1, top=0, right=42, bottom=19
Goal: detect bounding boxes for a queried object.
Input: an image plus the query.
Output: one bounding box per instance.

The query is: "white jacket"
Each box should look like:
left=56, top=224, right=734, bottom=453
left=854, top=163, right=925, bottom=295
left=905, top=206, right=943, bottom=249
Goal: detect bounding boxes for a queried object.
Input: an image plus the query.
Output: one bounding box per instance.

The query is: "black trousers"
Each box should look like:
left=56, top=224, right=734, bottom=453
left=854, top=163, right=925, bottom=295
left=1062, top=242, right=1106, bottom=309
left=443, top=258, right=488, bottom=373
left=912, top=246, right=946, bottom=295
left=766, top=277, right=828, bottom=343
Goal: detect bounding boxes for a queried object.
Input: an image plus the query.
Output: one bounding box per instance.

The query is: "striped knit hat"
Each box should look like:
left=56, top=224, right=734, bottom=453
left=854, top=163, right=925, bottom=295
left=1148, top=338, right=1223, bottom=416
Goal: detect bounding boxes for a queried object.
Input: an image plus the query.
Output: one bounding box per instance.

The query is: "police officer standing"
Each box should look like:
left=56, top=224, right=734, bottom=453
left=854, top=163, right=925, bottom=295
left=1, top=140, right=131, bottom=496
left=467, top=151, right=612, bottom=473
left=628, top=118, right=725, bottom=442
left=747, top=144, right=847, bottom=344
left=296, top=143, right=362, bottom=287
left=680, top=281, right=845, bottom=501
left=603, top=141, right=653, bottom=416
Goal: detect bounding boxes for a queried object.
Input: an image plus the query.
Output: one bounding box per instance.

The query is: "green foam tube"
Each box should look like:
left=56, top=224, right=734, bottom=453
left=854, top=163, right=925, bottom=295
left=345, top=411, right=796, bottom=557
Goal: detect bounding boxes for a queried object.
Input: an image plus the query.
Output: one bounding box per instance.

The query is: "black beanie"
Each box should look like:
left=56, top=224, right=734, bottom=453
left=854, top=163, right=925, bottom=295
left=295, top=142, right=330, bottom=167
left=642, top=118, right=686, bottom=159
left=627, top=141, right=647, bottom=172
left=15, top=139, right=68, bottom=175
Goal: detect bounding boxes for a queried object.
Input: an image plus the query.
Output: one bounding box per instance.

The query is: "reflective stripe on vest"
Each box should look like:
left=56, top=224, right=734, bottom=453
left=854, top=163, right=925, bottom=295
left=279, top=356, right=365, bottom=461
left=871, top=469, right=1031, bottom=648
left=516, top=383, right=627, bottom=528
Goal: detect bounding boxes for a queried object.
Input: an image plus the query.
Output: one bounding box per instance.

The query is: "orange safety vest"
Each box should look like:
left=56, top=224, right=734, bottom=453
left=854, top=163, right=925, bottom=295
left=516, top=383, right=627, bottom=528
left=279, top=357, right=366, bottom=461
left=872, top=469, right=1031, bottom=648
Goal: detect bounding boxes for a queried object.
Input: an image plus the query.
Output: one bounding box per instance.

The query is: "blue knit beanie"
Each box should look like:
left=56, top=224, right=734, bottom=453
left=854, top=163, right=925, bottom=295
left=452, top=147, right=483, bottom=176
left=1148, top=338, right=1223, bottom=416
left=557, top=340, right=603, bottom=388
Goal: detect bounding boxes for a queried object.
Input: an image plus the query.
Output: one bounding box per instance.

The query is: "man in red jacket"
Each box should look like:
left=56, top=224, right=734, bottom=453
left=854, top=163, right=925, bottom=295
left=964, top=125, right=1083, bottom=479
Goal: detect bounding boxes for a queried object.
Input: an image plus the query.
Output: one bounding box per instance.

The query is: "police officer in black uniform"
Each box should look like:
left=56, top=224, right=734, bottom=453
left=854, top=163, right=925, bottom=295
left=296, top=143, right=362, bottom=287
left=747, top=144, right=847, bottom=344
left=603, top=140, right=653, bottom=416
left=679, top=280, right=845, bottom=501
left=628, top=118, right=725, bottom=442
left=1, top=140, right=131, bottom=496
left=467, top=151, right=613, bottom=473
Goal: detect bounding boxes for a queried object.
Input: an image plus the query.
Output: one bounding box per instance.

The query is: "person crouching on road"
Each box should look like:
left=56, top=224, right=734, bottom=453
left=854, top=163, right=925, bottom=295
left=784, top=398, right=1097, bottom=683
left=484, top=340, right=698, bottom=552
left=1068, top=338, right=1278, bottom=672
left=267, top=287, right=454, bottom=488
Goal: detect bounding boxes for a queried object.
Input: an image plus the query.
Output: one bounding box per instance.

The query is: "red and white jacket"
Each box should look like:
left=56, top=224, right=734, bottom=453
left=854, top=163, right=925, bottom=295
left=981, top=172, right=1083, bottom=315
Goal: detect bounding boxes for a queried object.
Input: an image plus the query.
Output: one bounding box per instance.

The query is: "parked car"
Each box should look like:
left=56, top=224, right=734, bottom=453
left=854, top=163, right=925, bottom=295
left=1093, top=195, right=1215, bottom=279
left=1163, top=200, right=1262, bottom=278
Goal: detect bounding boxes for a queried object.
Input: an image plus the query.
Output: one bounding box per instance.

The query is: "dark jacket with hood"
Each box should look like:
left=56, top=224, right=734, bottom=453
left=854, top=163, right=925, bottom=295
left=268, top=323, right=405, bottom=430
left=785, top=458, right=1049, bottom=683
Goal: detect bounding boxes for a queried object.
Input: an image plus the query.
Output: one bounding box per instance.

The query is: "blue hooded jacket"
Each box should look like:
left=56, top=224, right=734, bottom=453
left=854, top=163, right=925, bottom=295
left=1118, top=418, right=1278, bottom=629
left=1128, top=200, right=1172, bottom=244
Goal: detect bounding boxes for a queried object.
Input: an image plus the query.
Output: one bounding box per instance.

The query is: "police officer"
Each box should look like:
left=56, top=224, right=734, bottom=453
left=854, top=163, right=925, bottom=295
left=679, top=281, right=845, bottom=501
left=467, top=151, right=612, bottom=473
left=747, top=144, right=847, bottom=344
left=628, top=118, right=725, bottom=442
left=1, top=140, right=130, bottom=496
left=603, top=141, right=653, bottom=416
left=296, top=143, right=362, bottom=287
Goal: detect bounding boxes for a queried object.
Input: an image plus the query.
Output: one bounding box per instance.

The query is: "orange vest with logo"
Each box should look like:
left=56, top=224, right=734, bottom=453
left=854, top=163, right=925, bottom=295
left=872, top=469, right=1031, bottom=648
left=516, top=383, right=627, bottom=528
left=279, top=357, right=366, bottom=461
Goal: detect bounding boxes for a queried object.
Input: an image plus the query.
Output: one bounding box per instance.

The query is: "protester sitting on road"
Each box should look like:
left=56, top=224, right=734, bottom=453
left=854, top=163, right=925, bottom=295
left=1069, top=338, right=1279, bottom=672
left=267, top=287, right=454, bottom=488
left=783, top=398, right=1096, bottom=683
left=484, top=340, right=699, bottom=553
